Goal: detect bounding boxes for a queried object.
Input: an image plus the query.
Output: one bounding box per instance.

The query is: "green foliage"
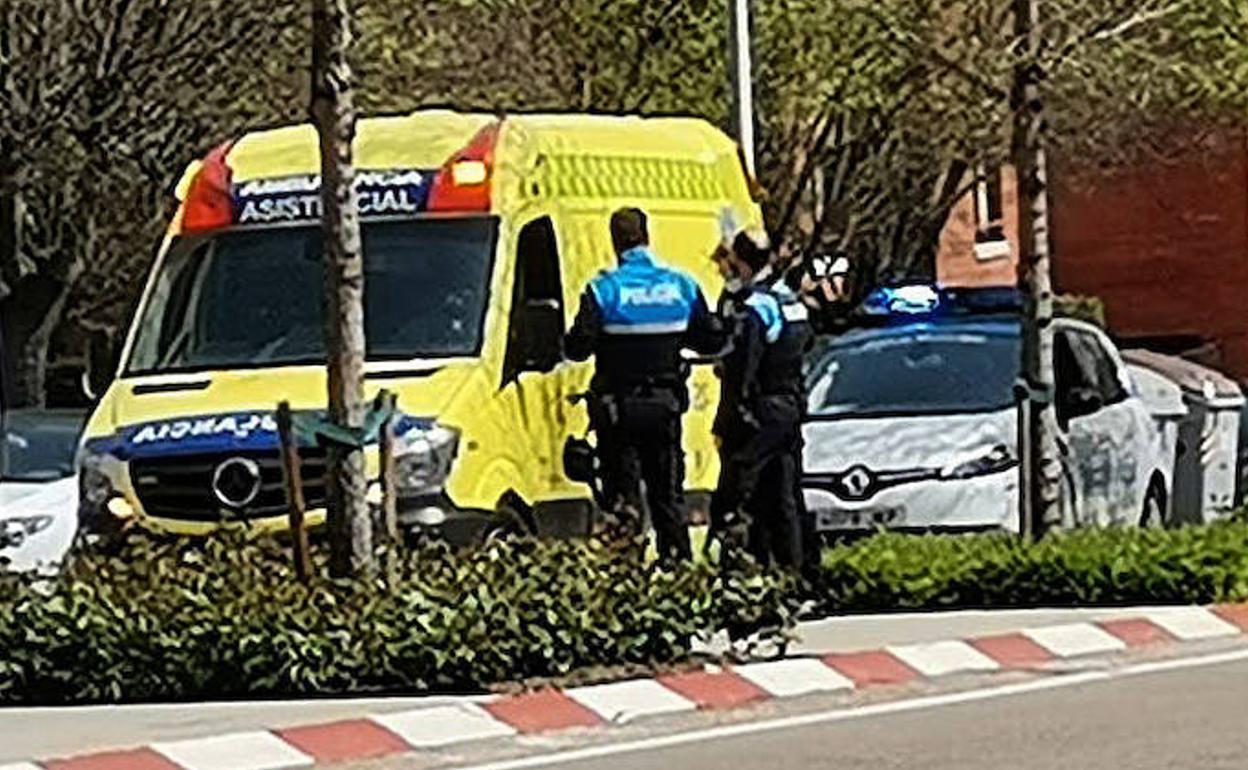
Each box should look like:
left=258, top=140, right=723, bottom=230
left=0, top=533, right=791, bottom=705
left=7, top=522, right=1248, bottom=704
left=815, top=522, right=1248, bottom=612
left=6, top=0, right=1248, bottom=402
left=1054, top=294, right=1107, bottom=327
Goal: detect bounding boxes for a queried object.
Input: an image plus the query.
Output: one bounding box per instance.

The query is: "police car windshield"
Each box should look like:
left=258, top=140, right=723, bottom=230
left=806, top=323, right=1020, bottom=419
left=127, top=218, right=498, bottom=374
left=1, top=410, right=83, bottom=482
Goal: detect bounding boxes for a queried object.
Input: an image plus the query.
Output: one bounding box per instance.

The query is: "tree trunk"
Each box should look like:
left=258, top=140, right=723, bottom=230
left=0, top=182, right=86, bottom=409
left=13, top=279, right=71, bottom=408
left=1012, top=0, right=1062, bottom=538
left=311, top=0, right=372, bottom=577
left=0, top=181, right=21, bottom=407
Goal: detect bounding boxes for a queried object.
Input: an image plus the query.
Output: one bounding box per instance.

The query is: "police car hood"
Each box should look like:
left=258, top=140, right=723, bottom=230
left=803, top=409, right=1016, bottom=475
left=90, top=360, right=478, bottom=459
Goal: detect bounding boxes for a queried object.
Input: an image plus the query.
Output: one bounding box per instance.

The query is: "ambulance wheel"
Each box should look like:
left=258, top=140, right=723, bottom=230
left=533, top=498, right=596, bottom=539
left=482, top=520, right=521, bottom=546
left=482, top=494, right=535, bottom=545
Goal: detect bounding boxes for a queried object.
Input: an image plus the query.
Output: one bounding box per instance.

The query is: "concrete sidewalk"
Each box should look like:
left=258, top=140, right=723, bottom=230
left=788, top=606, right=1162, bottom=654
left=0, top=695, right=484, bottom=764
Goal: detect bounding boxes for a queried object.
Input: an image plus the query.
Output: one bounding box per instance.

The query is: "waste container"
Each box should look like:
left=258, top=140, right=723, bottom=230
left=1235, top=393, right=1248, bottom=507
left=1122, top=349, right=1245, bottom=524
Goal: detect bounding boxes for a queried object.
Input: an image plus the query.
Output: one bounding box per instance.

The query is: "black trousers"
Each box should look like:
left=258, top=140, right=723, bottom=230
left=791, top=428, right=819, bottom=579
left=591, top=391, right=690, bottom=562
left=711, top=395, right=805, bottom=569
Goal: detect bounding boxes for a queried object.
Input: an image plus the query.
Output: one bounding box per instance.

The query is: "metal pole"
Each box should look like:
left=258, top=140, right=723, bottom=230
left=277, top=401, right=313, bottom=583
left=377, top=390, right=399, bottom=554
left=729, top=0, right=756, bottom=175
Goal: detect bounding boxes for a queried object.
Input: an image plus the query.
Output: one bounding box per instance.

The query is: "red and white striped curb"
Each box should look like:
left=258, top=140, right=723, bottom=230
left=12, top=604, right=1248, bottom=770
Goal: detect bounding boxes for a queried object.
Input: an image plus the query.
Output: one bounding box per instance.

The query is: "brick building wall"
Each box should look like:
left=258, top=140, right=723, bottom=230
left=934, top=130, right=1248, bottom=380
left=936, top=166, right=1019, bottom=287
left=1049, top=130, right=1248, bottom=379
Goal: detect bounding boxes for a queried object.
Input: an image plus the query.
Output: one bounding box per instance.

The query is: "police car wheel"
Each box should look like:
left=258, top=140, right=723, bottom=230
left=1140, top=480, right=1167, bottom=529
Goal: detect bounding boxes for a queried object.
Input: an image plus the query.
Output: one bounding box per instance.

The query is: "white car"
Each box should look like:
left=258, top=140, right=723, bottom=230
left=1, top=409, right=84, bottom=572
left=801, top=287, right=1172, bottom=534
left=0, top=476, right=78, bottom=573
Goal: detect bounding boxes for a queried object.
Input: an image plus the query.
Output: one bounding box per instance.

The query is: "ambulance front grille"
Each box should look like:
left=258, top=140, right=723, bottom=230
left=129, top=449, right=328, bottom=523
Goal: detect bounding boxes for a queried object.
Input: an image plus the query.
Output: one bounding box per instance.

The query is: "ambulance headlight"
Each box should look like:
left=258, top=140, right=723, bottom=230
left=393, top=423, right=460, bottom=496
left=78, top=447, right=117, bottom=508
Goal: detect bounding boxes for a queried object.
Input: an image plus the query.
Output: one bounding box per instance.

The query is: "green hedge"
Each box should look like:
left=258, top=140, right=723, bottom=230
left=0, top=535, right=791, bottom=705
left=816, top=522, right=1248, bottom=611
left=7, top=521, right=1248, bottom=705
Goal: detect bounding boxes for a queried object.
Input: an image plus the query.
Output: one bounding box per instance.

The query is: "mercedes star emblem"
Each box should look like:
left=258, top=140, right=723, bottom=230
left=212, top=456, right=262, bottom=508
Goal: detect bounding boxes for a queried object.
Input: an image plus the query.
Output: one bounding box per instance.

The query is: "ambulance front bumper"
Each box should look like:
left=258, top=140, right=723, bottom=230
left=77, top=418, right=463, bottom=539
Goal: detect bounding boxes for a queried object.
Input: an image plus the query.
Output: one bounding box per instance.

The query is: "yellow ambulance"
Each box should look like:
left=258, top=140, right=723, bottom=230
left=77, top=110, right=763, bottom=542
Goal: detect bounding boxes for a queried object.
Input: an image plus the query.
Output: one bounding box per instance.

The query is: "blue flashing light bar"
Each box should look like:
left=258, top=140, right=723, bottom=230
left=858, top=284, right=1021, bottom=323
left=863, top=285, right=940, bottom=315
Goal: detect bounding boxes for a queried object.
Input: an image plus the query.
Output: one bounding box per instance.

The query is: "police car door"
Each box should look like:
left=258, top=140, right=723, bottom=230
left=1068, top=326, right=1143, bottom=524
left=1053, top=325, right=1129, bottom=526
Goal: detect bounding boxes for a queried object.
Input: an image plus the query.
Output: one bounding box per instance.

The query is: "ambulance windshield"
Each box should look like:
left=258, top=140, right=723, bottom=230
left=127, top=217, right=497, bottom=374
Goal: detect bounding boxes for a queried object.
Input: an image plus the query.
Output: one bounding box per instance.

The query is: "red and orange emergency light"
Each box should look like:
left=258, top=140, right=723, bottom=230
left=180, top=121, right=501, bottom=234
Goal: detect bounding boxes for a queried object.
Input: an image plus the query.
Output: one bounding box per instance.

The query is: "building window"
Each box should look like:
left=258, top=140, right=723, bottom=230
left=972, top=165, right=1011, bottom=262
left=974, top=166, right=1006, bottom=243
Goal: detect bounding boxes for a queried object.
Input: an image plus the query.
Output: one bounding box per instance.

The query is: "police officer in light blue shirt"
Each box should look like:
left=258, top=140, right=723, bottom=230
left=565, top=208, right=722, bottom=564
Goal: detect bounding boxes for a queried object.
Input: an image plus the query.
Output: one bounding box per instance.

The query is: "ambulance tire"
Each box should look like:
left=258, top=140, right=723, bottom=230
left=533, top=499, right=596, bottom=539
left=482, top=493, right=537, bottom=545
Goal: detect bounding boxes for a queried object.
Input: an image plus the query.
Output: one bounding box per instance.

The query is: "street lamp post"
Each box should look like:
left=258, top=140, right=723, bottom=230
left=728, top=0, right=756, bottom=175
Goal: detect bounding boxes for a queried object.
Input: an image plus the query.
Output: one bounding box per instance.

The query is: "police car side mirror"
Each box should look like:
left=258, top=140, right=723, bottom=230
left=520, top=299, right=564, bottom=374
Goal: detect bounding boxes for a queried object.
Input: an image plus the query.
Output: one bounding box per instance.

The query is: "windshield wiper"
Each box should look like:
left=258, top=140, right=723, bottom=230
left=254, top=332, right=292, bottom=362
left=157, top=328, right=192, bottom=369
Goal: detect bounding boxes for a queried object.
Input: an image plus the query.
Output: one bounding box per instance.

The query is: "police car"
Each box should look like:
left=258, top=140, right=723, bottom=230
left=801, top=285, right=1172, bottom=533
left=1, top=409, right=84, bottom=572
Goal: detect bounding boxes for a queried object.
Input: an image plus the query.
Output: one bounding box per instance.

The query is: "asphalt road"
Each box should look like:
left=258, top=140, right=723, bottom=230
left=424, top=654, right=1248, bottom=770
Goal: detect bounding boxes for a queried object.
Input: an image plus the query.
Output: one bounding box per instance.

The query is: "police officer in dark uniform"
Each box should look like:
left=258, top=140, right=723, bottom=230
left=710, top=231, right=810, bottom=570
left=759, top=265, right=816, bottom=574
left=565, top=208, right=722, bottom=564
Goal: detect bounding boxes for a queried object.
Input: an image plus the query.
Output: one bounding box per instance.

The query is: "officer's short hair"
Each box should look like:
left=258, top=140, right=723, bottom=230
left=610, top=208, right=649, bottom=254
left=732, top=230, right=771, bottom=272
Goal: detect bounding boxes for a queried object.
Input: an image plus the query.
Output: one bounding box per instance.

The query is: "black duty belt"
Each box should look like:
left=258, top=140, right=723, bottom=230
left=599, top=380, right=682, bottom=399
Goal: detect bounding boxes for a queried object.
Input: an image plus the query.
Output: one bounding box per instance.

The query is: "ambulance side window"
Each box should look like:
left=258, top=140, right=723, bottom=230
left=504, top=217, right=564, bottom=382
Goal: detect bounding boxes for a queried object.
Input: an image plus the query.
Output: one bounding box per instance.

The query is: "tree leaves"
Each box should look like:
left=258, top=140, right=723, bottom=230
left=4, top=0, right=1247, bottom=400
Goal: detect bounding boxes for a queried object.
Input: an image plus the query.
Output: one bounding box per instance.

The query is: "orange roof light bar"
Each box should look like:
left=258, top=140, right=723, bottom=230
left=427, top=121, right=502, bottom=213
left=181, top=142, right=235, bottom=233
